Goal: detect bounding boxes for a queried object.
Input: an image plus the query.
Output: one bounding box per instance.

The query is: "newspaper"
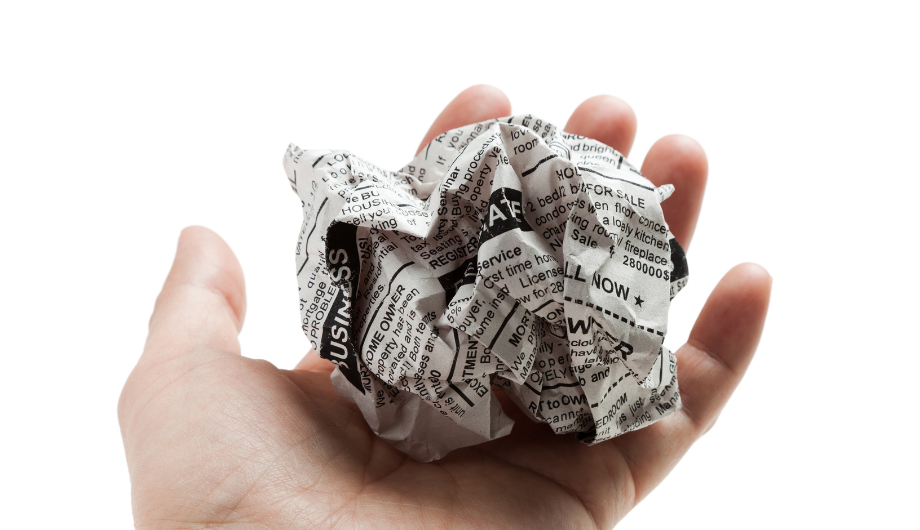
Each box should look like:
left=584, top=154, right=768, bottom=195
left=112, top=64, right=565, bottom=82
left=283, top=115, right=689, bottom=461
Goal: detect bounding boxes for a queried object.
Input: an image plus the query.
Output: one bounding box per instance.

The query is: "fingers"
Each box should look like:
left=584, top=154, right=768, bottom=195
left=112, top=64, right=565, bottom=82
left=144, top=226, right=246, bottom=363
left=415, top=85, right=512, bottom=155
left=294, top=349, right=335, bottom=372
left=611, top=263, right=772, bottom=501
left=120, top=226, right=246, bottom=437
left=678, top=263, right=772, bottom=432
left=562, top=98, right=703, bottom=248
left=640, top=135, right=708, bottom=249
left=564, top=95, right=638, bottom=156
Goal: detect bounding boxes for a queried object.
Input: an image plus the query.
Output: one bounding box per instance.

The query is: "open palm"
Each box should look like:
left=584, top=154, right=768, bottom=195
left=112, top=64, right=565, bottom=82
left=119, top=86, right=772, bottom=529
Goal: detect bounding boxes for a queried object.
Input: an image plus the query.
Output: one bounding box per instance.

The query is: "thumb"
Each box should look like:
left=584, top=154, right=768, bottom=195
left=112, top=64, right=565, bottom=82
left=144, top=226, right=246, bottom=362
left=120, top=226, right=246, bottom=439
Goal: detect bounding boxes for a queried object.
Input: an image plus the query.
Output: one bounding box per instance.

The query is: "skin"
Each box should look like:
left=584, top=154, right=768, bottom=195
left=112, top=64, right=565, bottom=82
left=119, top=85, right=772, bottom=529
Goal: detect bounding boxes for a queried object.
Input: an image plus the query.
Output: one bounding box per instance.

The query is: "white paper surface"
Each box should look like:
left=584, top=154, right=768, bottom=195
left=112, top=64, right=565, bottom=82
left=284, top=115, right=689, bottom=461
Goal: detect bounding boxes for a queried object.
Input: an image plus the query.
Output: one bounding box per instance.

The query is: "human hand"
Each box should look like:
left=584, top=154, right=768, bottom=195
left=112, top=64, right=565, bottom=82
left=119, top=85, right=772, bottom=529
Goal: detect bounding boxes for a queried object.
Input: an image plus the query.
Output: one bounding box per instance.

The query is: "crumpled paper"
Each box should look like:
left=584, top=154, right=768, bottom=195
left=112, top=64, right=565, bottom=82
left=284, top=115, right=688, bottom=461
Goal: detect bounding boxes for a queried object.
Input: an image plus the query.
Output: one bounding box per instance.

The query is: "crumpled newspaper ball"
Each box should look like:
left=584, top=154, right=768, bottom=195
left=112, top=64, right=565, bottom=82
left=284, top=115, right=689, bottom=461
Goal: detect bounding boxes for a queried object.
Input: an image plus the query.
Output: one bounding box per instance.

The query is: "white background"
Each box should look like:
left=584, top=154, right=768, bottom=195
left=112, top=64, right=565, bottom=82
left=2, top=1, right=917, bottom=528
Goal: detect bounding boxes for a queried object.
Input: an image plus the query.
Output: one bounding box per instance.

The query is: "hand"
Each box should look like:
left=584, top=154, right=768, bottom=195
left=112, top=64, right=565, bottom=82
left=119, top=85, right=772, bottom=529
